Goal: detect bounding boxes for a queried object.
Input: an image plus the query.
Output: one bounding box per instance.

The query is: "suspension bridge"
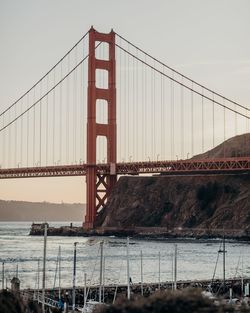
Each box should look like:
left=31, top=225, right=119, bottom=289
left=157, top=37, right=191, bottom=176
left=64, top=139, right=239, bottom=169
left=0, top=27, right=249, bottom=229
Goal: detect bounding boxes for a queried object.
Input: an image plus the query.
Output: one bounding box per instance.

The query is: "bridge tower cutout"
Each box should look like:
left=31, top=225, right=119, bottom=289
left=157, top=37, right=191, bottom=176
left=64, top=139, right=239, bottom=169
left=84, top=27, right=117, bottom=229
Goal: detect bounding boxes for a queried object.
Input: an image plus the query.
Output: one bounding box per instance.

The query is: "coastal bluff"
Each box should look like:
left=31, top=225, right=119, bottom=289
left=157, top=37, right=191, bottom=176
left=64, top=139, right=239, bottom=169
left=95, top=134, right=250, bottom=238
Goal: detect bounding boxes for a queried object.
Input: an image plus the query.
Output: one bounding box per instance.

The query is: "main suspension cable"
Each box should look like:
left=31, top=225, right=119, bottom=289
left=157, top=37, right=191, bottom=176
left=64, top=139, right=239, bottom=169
left=115, top=32, right=250, bottom=112
left=115, top=43, right=250, bottom=120
left=0, top=42, right=102, bottom=133
left=0, top=31, right=89, bottom=117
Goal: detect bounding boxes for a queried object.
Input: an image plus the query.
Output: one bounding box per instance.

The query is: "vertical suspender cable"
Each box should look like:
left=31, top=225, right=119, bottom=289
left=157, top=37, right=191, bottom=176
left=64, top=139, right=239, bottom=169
left=161, top=72, right=164, bottom=159
left=246, top=107, right=249, bottom=133
left=235, top=103, right=237, bottom=136
left=8, top=109, right=11, bottom=167
left=223, top=101, right=226, bottom=157
left=66, top=54, right=70, bottom=164
left=191, top=83, right=194, bottom=157
left=60, top=61, right=63, bottom=164
left=163, top=68, right=165, bottom=159
left=202, top=88, right=204, bottom=153
left=123, top=46, right=126, bottom=160
left=33, top=89, right=36, bottom=166
left=40, top=82, right=42, bottom=166
left=170, top=74, right=174, bottom=160
left=20, top=99, right=23, bottom=166
left=136, top=48, right=139, bottom=161
left=83, top=52, right=86, bottom=163
left=248, top=110, right=250, bottom=157
left=76, top=52, right=81, bottom=164
left=80, top=45, right=83, bottom=162
left=81, top=38, right=85, bottom=163
left=118, top=38, right=122, bottom=161
left=172, top=73, right=175, bottom=160
left=15, top=104, right=17, bottom=167
left=27, top=94, right=29, bottom=167
left=181, top=76, right=184, bottom=159
left=2, top=115, right=5, bottom=168
left=141, top=54, right=144, bottom=160
left=152, top=60, right=156, bottom=160
left=144, top=55, right=147, bottom=160
left=170, top=79, right=173, bottom=159
left=151, top=66, right=153, bottom=159
left=0, top=118, right=1, bottom=167
left=46, top=76, right=49, bottom=166
left=245, top=108, right=248, bottom=157
left=172, top=73, right=175, bottom=161
left=132, top=50, right=135, bottom=161
left=73, top=47, right=77, bottom=164
left=53, top=70, right=56, bottom=164
left=212, top=93, right=215, bottom=148
left=248, top=107, right=250, bottom=158
left=127, top=44, right=130, bottom=161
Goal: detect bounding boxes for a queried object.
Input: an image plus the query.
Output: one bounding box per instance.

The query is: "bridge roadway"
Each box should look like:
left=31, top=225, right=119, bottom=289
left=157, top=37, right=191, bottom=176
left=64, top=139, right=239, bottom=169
left=0, top=157, right=250, bottom=179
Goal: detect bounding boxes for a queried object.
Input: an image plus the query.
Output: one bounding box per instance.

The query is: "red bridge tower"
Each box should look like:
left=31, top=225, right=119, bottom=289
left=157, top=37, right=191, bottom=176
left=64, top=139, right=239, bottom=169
left=83, top=27, right=117, bottom=229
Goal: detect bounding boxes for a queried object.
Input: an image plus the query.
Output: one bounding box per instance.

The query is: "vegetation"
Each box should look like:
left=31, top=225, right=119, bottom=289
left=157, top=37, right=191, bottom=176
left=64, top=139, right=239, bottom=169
left=94, top=289, right=249, bottom=313
left=196, top=182, right=219, bottom=207
left=141, top=202, right=173, bottom=226
left=0, top=290, right=41, bottom=313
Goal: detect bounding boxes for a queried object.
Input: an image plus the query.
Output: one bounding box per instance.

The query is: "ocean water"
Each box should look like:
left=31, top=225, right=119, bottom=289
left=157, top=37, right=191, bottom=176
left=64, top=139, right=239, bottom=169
left=0, top=222, right=250, bottom=290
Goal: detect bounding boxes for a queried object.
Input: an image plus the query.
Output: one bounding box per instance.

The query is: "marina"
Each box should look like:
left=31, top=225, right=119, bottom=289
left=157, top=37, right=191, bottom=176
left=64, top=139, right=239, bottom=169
left=1, top=222, right=250, bottom=311
left=17, top=278, right=250, bottom=310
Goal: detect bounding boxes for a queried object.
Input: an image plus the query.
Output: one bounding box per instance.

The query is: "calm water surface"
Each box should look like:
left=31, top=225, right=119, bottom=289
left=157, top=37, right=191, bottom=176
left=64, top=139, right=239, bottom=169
left=0, top=222, right=250, bottom=289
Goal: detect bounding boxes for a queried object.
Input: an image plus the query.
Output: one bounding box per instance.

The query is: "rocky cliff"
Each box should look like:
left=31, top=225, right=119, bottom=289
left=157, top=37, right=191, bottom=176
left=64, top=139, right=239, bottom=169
left=96, top=134, right=250, bottom=237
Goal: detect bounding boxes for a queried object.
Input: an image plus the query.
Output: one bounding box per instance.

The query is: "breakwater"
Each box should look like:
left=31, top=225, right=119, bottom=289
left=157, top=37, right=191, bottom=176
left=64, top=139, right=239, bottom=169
left=29, top=223, right=250, bottom=241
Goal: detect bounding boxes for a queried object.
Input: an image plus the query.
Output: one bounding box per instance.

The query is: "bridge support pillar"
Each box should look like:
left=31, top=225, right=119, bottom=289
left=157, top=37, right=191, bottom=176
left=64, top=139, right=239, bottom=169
left=83, top=27, right=117, bottom=230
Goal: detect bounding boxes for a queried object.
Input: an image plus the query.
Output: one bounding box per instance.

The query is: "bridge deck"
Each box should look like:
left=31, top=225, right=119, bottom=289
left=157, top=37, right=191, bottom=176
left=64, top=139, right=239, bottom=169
left=0, top=157, right=250, bottom=179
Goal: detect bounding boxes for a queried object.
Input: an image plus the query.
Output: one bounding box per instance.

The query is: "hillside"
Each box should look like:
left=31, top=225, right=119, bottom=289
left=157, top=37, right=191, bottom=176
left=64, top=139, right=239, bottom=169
left=96, top=134, right=250, bottom=237
left=0, top=200, right=85, bottom=221
left=193, top=134, right=250, bottom=159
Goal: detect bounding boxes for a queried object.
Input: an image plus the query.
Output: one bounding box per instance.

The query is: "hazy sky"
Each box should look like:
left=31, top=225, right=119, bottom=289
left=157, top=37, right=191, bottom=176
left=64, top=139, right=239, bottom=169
left=0, top=0, right=249, bottom=203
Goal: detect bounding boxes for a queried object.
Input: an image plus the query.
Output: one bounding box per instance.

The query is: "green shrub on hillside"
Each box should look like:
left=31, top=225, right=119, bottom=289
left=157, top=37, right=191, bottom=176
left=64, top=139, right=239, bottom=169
left=94, top=289, right=248, bottom=313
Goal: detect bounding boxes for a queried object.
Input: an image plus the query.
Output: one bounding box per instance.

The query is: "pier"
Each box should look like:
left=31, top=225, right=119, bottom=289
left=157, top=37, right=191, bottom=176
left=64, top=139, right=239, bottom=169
left=19, top=277, right=250, bottom=306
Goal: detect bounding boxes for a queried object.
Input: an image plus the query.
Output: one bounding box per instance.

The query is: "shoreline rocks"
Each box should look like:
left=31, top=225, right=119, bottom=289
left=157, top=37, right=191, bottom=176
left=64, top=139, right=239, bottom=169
left=29, top=223, right=250, bottom=242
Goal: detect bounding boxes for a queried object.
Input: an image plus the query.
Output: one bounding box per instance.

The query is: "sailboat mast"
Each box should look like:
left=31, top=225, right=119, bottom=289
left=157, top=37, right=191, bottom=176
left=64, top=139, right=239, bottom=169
left=174, top=244, right=177, bottom=290
left=72, top=242, right=78, bottom=311
left=223, top=235, right=226, bottom=287
left=84, top=273, right=87, bottom=309
left=2, top=262, right=4, bottom=290
left=42, top=223, right=47, bottom=313
left=140, top=250, right=143, bottom=296
left=59, top=246, right=61, bottom=300
left=126, top=237, right=131, bottom=300
left=37, top=259, right=40, bottom=303
left=103, top=256, right=105, bottom=302
left=158, top=251, right=161, bottom=290
left=99, top=241, right=104, bottom=303
left=241, top=256, right=244, bottom=297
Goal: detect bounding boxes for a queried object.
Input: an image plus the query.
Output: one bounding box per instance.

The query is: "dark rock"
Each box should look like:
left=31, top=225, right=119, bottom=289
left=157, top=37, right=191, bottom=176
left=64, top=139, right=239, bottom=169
left=95, top=134, right=250, bottom=239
